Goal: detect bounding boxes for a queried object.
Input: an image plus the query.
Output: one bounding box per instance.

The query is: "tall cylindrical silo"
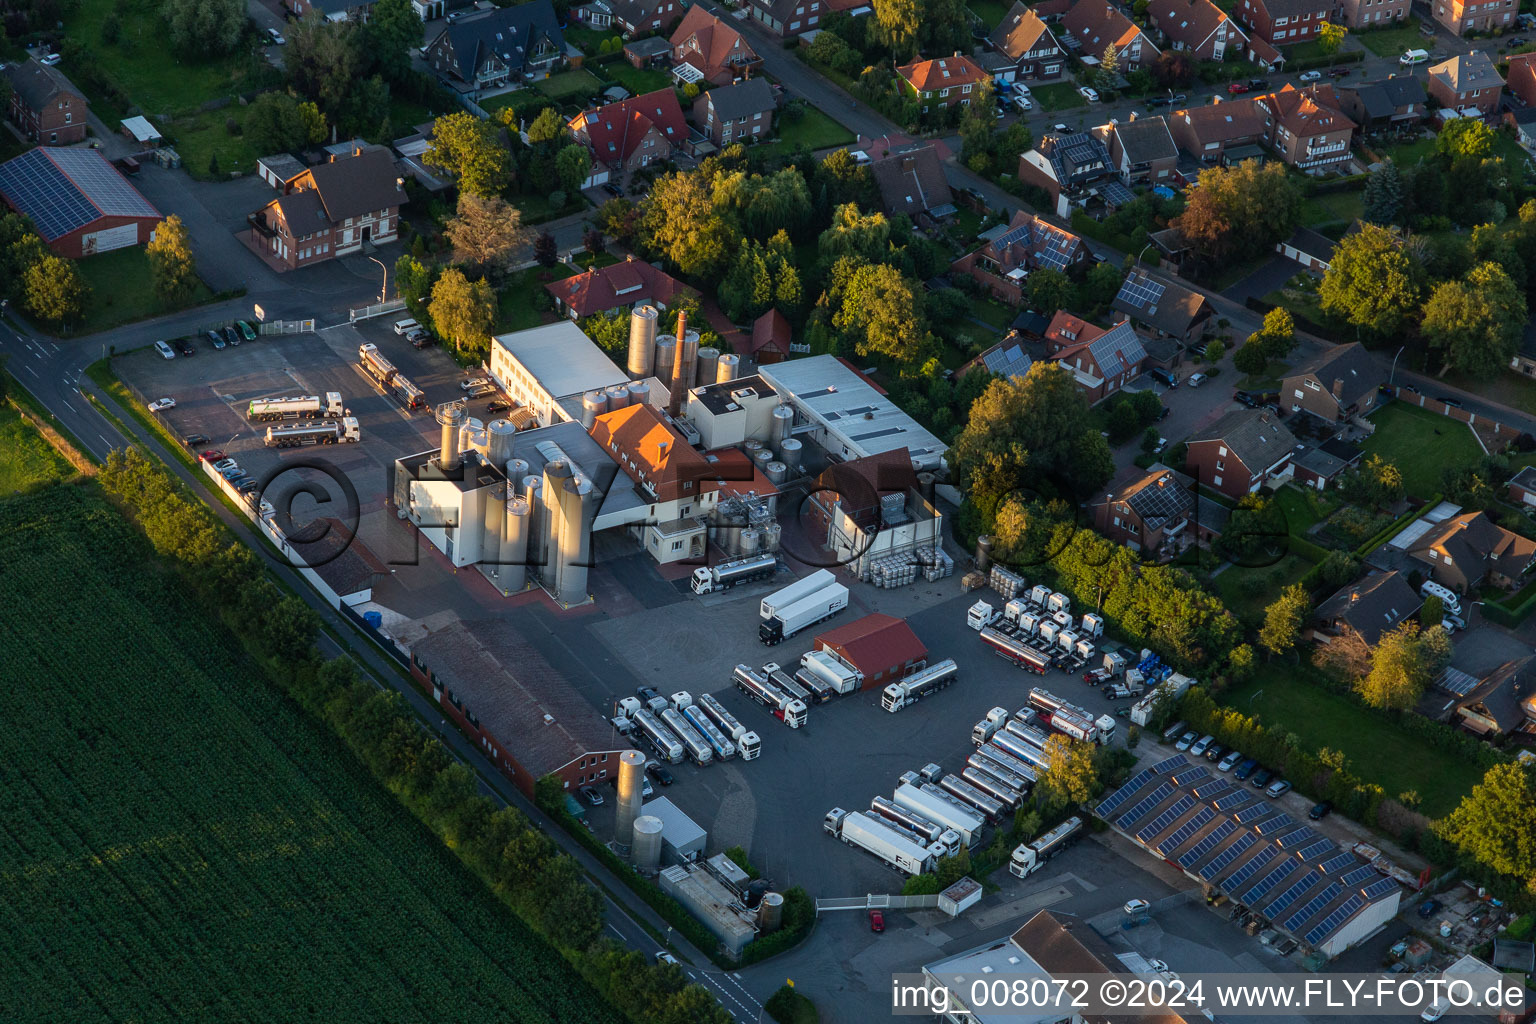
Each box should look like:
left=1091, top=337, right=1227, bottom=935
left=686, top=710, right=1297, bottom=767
left=581, top=391, right=608, bottom=429
left=436, top=403, right=468, bottom=471
left=976, top=535, right=993, bottom=573
left=487, top=418, right=516, bottom=467
left=757, top=892, right=784, bottom=932
left=696, top=347, right=719, bottom=385
left=628, top=304, right=658, bottom=379
left=761, top=521, right=781, bottom=553
left=482, top=481, right=504, bottom=567
left=606, top=383, right=630, bottom=411
left=542, top=460, right=571, bottom=591
left=506, top=458, right=530, bottom=494
left=676, top=331, right=699, bottom=393
left=524, top=475, right=548, bottom=579
left=654, top=335, right=677, bottom=389
left=632, top=816, right=664, bottom=875
left=626, top=380, right=650, bottom=408
left=716, top=353, right=740, bottom=384
left=739, top=527, right=761, bottom=558
left=770, top=404, right=794, bottom=448
left=556, top=473, right=594, bottom=607
left=613, top=750, right=647, bottom=855
left=503, top=494, right=529, bottom=593
left=464, top=427, right=490, bottom=460
left=778, top=437, right=802, bottom=473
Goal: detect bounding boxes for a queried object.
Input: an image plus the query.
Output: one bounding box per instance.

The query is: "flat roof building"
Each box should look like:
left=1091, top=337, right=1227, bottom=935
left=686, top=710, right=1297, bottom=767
left=489, top=322, right=631, bottom=427
left=658, top=863, right=758, bottom=957
left=684, top=374, right=780, bottom=450
left=757, top=356, right=948, bottom=471
left=641, top=795, right=707, bottom=864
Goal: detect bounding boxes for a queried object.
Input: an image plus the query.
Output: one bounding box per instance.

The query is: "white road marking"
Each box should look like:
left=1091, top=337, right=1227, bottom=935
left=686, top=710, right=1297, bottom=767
left=99, top=434, right=113, bottom=448
left=24, top=364, right=38, bottom=377
left=60, top=400, right=76, bottom=415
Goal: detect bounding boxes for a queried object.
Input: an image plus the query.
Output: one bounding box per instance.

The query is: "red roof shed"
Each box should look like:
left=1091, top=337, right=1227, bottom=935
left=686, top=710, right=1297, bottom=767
left=814, top=613, right=928, bottom=688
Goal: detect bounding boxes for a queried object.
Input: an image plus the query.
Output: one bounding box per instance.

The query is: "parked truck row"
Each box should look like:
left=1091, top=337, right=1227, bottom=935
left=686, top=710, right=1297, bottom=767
left=614, top=687, right=762, bottom=763
left=759, top=570, right=848, bottom=645
left=969, top=597, right=1101, bottom=675
left=358, top=343, right=426, bottom=411
left=263, top=418, right=360, bottom=447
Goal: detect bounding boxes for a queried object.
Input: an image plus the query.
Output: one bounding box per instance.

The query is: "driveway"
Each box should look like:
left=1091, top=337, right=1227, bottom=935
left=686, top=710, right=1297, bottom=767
left=1222, top=254, right=1307, bottom=306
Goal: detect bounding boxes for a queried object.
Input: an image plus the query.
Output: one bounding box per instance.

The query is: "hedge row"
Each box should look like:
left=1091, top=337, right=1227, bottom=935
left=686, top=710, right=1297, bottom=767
left=1286, top=532, right=1332, bottom=563
left=1355, top=493, right=1439, bottom=558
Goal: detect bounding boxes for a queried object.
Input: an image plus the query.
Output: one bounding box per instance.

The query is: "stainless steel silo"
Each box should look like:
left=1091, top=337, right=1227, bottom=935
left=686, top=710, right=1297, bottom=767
left=778, top=437, right=802, bottom=473
left=581, top=391, right=609, bottom=429
left=503, top=494, right=530, bottom=592
left=542, top=460, right=571, bottom=590
left=627, top=304, right=658, bottom=378
left=486, top=418, right=516, bottom=466
left=739, top=527, right=761, bottom=558
left=464, top=427, right=490, bottom=460
left=743, top=438, right=763, bottom=456
left=757, top=892, right=784, bottom=932
left=770, top=404, right=794, bottom=448
left=626, top=380, right=650, bottom=408
left=435, top=403, right=468, bottom=471
left=632, top=815, right=664, bottom=875
left=555, top=473, right=594, bottom=607
left=761, top=521, right=781, bottom=552
left=716, top=353, right=740, bottom=384
left=695, top=346, right=719, bottom=384
left=654, top=335, right=677, bottom=389
left=765, top=461, right=787, bottom=486
left=524, top=475, right=548, bottom=578
left=506, top=458, right=530, bottom=494
left=482, top=481, right=504, bottom=566
left=606, top=383, right=630, bottom=411
left=614, top=750, right=647, bottom=854
left=752, top=448, right=774, bottom=473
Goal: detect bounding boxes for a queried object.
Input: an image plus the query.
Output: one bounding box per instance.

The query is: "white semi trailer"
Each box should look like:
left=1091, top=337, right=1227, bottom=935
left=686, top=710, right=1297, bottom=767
left=824, top=807, right=940, bottom=876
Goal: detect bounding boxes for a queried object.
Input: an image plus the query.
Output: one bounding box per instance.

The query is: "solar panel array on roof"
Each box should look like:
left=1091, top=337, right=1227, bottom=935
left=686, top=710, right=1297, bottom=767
left=1127, top=472, right=1193, bottom=524
left=1170, top=763, right=1209, bottom=785
left=1179, top=820, right=1236, bottom=869
left=1435, top=666, right=1480, bottom=697
left=1099, top=180, right=1137, bottom=206
left=1199, top=831, right=1256, bottom=879
left=1098, top=768, right=1158, bottom=816
left=1213, top=789, right=1254, bottom=812
left=1242, top=862, right=1296, bottom=904
left=1282, top=883, right=1342, bottom=932
left=1233, top=802, right=1270, bottom=824
left=1318, top=851, right=1356, bottom=875
left=1361, top=877, right=1400, bottom=901
left=1036, top=231, right=1077, bottom=270
left=980, top=343, right=1032, bottom=378
left=0, top=147, right=158, bottom=242
left=1305, top=894, right=1364, bottom=945
left=1226, top=848, right=1280, bottom=890
left=1254, top=814, right=1294, bottom=836
left=1158, top=807, right=1215, bottom=856
left=1297, top=838, right=1335, bottom=862
left=1274, top=825, right=1316, bottom=849
left=1137, top=795, right=1195, bottom=842
left=1265, top=876, right=1321, bottom=917
left=992, top=222, right=1034, bottom=250
left=1117, top=270, right=1167, bottom=311
left=1117, top=781, right=1175, bottom=828
left=1339, top=865, right=1380, bottom=888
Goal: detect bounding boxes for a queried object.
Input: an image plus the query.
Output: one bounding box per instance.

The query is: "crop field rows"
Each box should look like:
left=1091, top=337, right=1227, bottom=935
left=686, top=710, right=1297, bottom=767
left=0, top=485, right=610, bottom=1024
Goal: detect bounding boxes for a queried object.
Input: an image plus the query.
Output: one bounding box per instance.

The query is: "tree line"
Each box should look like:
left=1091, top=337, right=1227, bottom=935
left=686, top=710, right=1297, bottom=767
left=96, top=448, right=732, bottom=1024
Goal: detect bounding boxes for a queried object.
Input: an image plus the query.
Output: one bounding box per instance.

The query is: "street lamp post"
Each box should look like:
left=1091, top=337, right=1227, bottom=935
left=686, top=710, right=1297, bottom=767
left=1390, top=345, right=1405, bottom=386
left=366, top=256, right=388, bottom=304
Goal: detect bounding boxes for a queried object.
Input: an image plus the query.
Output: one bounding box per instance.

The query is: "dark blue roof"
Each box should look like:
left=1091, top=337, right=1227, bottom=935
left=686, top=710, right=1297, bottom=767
left=0, top=147, right=159, bottom=241
left=440, top=0, right=563, bottom=81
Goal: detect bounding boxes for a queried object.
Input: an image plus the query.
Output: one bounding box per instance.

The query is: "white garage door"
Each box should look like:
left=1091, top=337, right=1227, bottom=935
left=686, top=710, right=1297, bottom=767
left=81, top=223, right=139, bottom=254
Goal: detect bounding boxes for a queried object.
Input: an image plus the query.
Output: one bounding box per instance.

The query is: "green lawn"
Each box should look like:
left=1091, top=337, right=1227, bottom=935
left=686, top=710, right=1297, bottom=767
left=1383, top=130, right=1531, bottom=170
left=1300, top=189, right=1364, bottom=231
left=1034, top=82, right=1086, bottom=112
left=1237, top=357, right=1292, bottom=391
left=1224, top=665, right=1483, bottom=816
left=567, top=26, right=622, bottom=55
left=73, top=248, right=218, bottom=336
left=758, top=106, right=856, bottom=157
left=969, top=296, right=1017, bottom=329
left=1211, top=552, right=1314, bottom=625
left=602, top=61, right=677, bottom=97
left=967, top=0, right=1014, bottom=25
left=512, top=192, right=589, bottom=225
left=0, top=406, right=73, bottom=494
left=1357, top=17, right=1428, bottom=57
left=536, top=68, right=603, bottom=102
left=165, top=105, right=265, bottom=180
left=1361, top=401, right=1483, bottom=498
left=496, top=265, right=575, bottom=333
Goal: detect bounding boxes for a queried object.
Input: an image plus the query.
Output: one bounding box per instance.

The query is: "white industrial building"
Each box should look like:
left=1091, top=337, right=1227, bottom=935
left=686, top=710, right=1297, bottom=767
left=640, top=795, right=707, bottom=864
left=489, top=322, right=632, bottom=427
left=683, top=375, right=781, bottom=450
left=1094, top=754, right=1401, bottom=959
left=757, top=356, right=949, bottom=472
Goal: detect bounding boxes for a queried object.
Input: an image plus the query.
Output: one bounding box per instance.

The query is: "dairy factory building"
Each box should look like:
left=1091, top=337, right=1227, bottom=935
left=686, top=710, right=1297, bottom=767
left=489, top=321, right=632, bottom=427
left=1095, top=754, right=1401, bottom=958
left=757, top=356, right=949, bottom=471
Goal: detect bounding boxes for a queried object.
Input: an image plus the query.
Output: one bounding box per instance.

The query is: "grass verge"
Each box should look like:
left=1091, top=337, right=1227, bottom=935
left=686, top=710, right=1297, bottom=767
left=74, top=248, right=219, bottom=336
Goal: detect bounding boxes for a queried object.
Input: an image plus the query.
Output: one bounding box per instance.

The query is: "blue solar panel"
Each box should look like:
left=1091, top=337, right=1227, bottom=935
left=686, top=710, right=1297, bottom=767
left=1282, top=883, right=1342, bottom=933
left=1318, top=852, right=1355, bottom=875
left=1152, top=755, right=1186, bottom=774
left=1254, top=814, right=1294, bottom=837
left=1159, top=807, right=1215, bottom=856
left=1274, top=826, right=1317, bottom=850
left=1137, top=795, right=1196, bottom=842
left=1180, top=820, right=1236, bottom=869
left=1117, top=782, right=1175, bottom=829
left=1223, top=847, right=1278, bottom=890
left=1264, top=877, right=1320, bottom=918
left=1242, top=862, right=1296, bottom=904
left=1199, top=832, right=1256, bottom=880
left=1304, top=894, right=1364, bottom=946
left=1170, top=764, right=1209, bottom=785
left=0, top=147, right=157, bottom=242
left=1097, top=768, right=1157, bottom=816
left=1297, top=839, right=1334, bottom=862
left=1340, top=865, right=1379, bottom=888
left=1233, top=802, right=1269, bottom=824
left=1192, top=780, right=1232, bottom=800
left=1361, top=877, right=1399, bottom=901
left=1214, top=790, right=1254, bottom=812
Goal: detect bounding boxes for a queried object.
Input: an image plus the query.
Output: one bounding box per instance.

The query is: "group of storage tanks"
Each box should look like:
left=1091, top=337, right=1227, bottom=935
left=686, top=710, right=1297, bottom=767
left=433, top=402, right=594, bottom=607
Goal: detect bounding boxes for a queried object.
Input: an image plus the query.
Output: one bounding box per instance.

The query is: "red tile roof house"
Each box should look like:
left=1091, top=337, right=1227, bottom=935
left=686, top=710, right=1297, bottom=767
left=1254, top=84, right=1356, bottom=173
left=1238, top=0, right=1332, bottom=47
left=545, top=256, right=691, bottom=319
left=1184, top=408, right=1296, bottom=498
left=814, top=613, right=929, bottom=688
left=1147, top=0, right=1249, bottom=60
left=1168, top=97, right=1267, bottom=162
left=989, top=2, right=1069, bottom=80
left=949, top=209, right=1087, bottom=304
left=1061, top=0, right=1160, bottom=68
left=1426, top=51, right=1505, bottom=116
left=247, top=146, right=405, bottom=271
left=1043, top=312, right=1149, bottom=403
left=749, top=308, right=792, bottom=364
left=2, top=60, right=88, bottom=146
left=669, top=6, right=761, bottom=87
left=1506, top=53, right=1536, bottom=107
left=568, top=88, right=687, bottom=171
left=895, top=54, right=990, bottom=113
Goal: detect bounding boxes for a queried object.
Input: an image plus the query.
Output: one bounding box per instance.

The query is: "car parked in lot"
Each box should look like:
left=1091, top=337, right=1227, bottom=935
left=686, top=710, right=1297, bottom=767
left=580, top=785, right=604, bottom=806
left=1417, top=898, right=1440, bottom=919
left=182, top=433, right=210, bottom=447
left=223, top=325, right=241, bottom=347
left=155, top=340, right=176, bottom=359
left=1308, top=801, right=1332, bottom=820
left=869, top=909, right=885, bottom=932
left=1250, top=768, right=1273, bottom=788
left=1218, top=750, right=1243, bottom=772
left=486, top=399, right=511, bottom=414
left=645, top=760, right=674, bottom=786
left=1123, top=899, right=1150, bottom=915
left=1233, top=757, right=1259, bottom=780
left=1186, top=372, right=1208, bottom=387
left=1150, top=367, right=1178, bottom=387
left=1151, top=436, right=1168, bottom=454
left=147, top=398, right=176, bottom=412
left=198, top=449, right=226, bottom=463
left=1227, top=82, right=1249, bottom=95
left=212, top=458, right=237, bottom=472
left=408, top=329, right=431, bottom=349
left=206, top=329, right=225, bottom=350
left=1265, top=779, right=1292, bottom=798
left=1234, top=389, right=1264, bottom=408
left=1204, top=743, right=1224, bottom=762
left=267, top=27, right=286, bottom=44
left=1298, top=70, right=1322, bottom=81
left=1175, top=731, right=1196, bottom=751
left=175, top=336, right=196, bottom=356
left=461, top=377, right=490, bottom=391
left=237, top=320, right=257, bottom=341
left=1190, top=734, right=1214, bottom=756
left=1078, top=86, right=1099, bottom=101
left=1052, top=122, right=1071, bottom=133
left=39, top=52, right=61, bottom=66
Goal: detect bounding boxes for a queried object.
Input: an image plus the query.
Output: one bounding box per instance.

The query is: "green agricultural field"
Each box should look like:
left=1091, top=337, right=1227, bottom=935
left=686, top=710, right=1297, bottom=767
left=0, top=406, right=73, bottom=493
left=0, top=483, right=614, bottom=1024
left=1223, top=665, right=1481, bottom=816
left=1361, top=401, right=1482, bottom=498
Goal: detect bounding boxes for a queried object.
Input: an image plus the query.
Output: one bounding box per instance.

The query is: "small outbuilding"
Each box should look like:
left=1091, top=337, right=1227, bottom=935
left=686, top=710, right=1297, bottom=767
left=640, top=796, right=707, bottom=864
left=814, top=613, right=928, bottom=688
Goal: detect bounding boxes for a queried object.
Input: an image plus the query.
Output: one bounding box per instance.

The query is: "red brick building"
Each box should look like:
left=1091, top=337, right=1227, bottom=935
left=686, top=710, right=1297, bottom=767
left=669, top=6, right=761, bottom=86
left=814, top=613, right=928, bottom=688
left=569, top=89, right=688, bottom=170
left=1426, top=51, right=1505, bottom=116
left=895, top=55, right=989, bottom=112
left=546, top=256, right=690, bottom=319
left=1237, top=0, right=1332, bottom=46
left=247, top=147, right=405, bottom=271
left=2, top=59, right=87, bottom=146
left=0, top=147, right=161, bottom=258
left=1184, top=408, right=1296, bottom=498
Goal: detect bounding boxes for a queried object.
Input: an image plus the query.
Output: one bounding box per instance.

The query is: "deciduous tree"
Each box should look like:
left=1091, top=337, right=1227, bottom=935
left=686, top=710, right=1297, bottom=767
left=639, top=171, right=740, bottom=279
left=162, top=0, right=244, bottom=54
left=1437, top=763, right=1536, bottom=886
left=1422, top=261, right=1526, bottom=378
left=1251, top=306, right=1295, bottom=359
left=1260, top=583, right=1309, bottom=659
left=1174, top=159, right=1301, bottom=262
left=871, top=0, right=919, bottom=59
left=365, top=0, right=423, bottom=82
left=428, top=268, right=496, bottom=355
left=1436, top=117, right=1497, bottom=160
left=145, top=214, right=199, bottom=305
left=1317, top=21, right=1346, bottom=53
left=444, top=193, right=528, bottom=280
left=425, top=112, right=513, bottom=198
left=555, top=144, right=592, bottom=196
left=830, top=260, right=930, bottom=369
left=1357, top=622, right=1450, bottom=709
left=286, top=12, right=364, bottom=115
left=24, top=254, right=86, bottom=326
left=1037, top=734, right=1097, bottom=811
left=1318, top=223, right=1421, bottom=336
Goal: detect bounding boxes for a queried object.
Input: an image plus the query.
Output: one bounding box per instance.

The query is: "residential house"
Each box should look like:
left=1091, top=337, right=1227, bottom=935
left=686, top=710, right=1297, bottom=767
left=569, top=88, right=688, bottom=170
left=546, top=256, right=690, bottom=319
left=1168, top=98, right=1266, bottom=162
left=1507, top=53, right=1536, bottom=107
left=605, top=0, right=681, bottom=35
left=1336, top=0, right=1408, bottom=27
left=743, top=0, right=827, bottom=36
left=1184, top=408, right=1297, bottom=497
left=1449, top=659, right=1536, bottom=737
left=1431, top=0, right=1515, bottom=36
left=988, top=2, right=1067, bottom=79
left=1426, top=51, right=1505, bottom=116
left=1111, top=266, right=1213, bottom=343
left=670, top=7, right=760, bottom=86
left=1238, top=0, right=1333, bottom=46
left=1063, top=0, right=1160, bottom=67
left=895, top=55, right=989, bottom=113
left=1409, top=511, right=1536, bottom=591
left=949, top=209, right=1086, bottom=303
left=1146, top=0, right=1249, bottom=60
left=1043, top=313, right=1148, bottom=403
left=748, top=308, right=792, bottom=364
left=590, top=403, right=722, bottom=563
left=1509, top=466, right=1536, bottom=507
left=869, top=144, right=956, bottom=219
left=1312, top=570, right=1422, bottom=647
left=1280, top=342, right=1382, bottom=424
left=693, top=77, right=775, bottom=145
left=1100, top=115, right=1178, bottom=184
left=247, top=146, right=405, bottom=271
left=573, top=0, right=616, bottom=29
left=425, top=1, right=564, bottom=92
left=1336, top=75, right=1427, bottom=128
left=1255, top=84, right=1356, bottom=173
left=1277, top=225, right=1335, bottom=271
left=286, top=0, right=375, bottom=19
left=2, top=60, right=87, bottom=146
left=1091, top=464, right=1199, bottom=555
left=1017, top=130, right=1114, bottom=217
